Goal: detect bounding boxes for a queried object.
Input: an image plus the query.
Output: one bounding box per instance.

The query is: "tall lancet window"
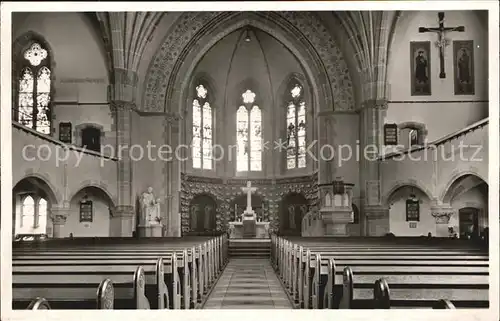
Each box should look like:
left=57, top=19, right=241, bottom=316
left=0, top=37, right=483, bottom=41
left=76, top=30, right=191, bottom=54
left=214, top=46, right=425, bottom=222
left=16, top=42, right=52, bottom=134
left=192, top=84, right=213, bottom=170
left=286, top=83, right=306, bottom=169
left=236, top=89, right=262, bottom=172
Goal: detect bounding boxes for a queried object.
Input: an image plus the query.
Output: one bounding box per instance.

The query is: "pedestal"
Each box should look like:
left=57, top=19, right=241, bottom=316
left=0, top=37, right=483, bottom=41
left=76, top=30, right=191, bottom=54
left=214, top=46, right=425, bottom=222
left=321, top=209, right=352, bottom=237
left=324, top=223, right=348, bottom=236
left=137, top=224, right=163, bottom=237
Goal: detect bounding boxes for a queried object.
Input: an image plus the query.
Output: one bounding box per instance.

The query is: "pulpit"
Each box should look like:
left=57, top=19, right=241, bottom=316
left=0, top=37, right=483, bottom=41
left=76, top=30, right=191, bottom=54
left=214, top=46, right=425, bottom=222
left=316, top=178, right=354, bottom=237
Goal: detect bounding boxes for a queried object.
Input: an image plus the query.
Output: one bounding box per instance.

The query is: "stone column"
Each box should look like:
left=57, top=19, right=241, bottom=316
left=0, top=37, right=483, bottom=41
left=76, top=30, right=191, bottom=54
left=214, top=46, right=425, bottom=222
left=110, top=205, right=135, bottom=237
left=164, top=112, right=182, bottom=237
left=49, top=207, right=69, bottom=238
left=431, top=206, right=456, bottom=237
left=110, top=68, right=138, bottom=237
left=359, top=99, right=387, bottom=236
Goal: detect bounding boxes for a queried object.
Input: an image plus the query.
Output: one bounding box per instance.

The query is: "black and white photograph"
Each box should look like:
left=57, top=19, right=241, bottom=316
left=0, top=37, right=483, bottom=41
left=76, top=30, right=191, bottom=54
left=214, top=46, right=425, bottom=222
left=0, top=2, right=498, bottom=320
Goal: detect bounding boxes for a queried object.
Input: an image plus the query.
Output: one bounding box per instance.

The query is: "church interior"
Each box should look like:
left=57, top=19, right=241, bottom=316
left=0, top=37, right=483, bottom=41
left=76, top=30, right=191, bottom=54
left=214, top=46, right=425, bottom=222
left=7, top=10, right=490, bottom=311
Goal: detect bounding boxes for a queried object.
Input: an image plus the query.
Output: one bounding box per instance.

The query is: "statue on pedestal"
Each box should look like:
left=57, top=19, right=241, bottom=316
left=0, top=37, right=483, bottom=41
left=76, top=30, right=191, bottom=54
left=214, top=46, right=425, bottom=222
left=140, top=187, right=162, bottom=226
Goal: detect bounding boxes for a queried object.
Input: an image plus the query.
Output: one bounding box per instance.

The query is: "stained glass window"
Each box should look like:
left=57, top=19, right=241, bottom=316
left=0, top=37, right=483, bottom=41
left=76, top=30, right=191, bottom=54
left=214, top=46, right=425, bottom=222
left=16, top=42, right=51, bottom=134
left=286, top=83, right=306, bottom=169
left=236, top=89, right=262, bottom=172
left=192, top=84, right=213, bottom=169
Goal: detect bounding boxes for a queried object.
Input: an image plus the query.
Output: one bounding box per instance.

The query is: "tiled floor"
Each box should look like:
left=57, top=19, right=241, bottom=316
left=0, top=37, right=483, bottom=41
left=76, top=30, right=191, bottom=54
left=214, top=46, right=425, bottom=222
left=203, top=258, right=293, bottom=309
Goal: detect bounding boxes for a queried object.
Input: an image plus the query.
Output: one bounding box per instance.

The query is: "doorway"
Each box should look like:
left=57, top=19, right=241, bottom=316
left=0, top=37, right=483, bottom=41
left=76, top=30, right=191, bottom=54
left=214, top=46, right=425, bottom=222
left=458, top=207, right=479, bottom=239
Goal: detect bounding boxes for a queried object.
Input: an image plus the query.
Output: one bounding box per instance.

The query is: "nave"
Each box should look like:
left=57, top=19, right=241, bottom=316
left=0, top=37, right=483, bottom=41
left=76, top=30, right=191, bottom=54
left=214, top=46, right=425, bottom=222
left=12, top=233, right=488, bottom=310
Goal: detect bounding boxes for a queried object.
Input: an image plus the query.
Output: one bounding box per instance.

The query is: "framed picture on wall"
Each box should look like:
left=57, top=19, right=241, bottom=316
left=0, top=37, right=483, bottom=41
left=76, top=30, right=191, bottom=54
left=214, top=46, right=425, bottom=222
left=406, top=198, right=420, bottom=221
left=79, top=200, right=93, bottom=223
left=453, top=40, right=475, bottom=95
left=410, top=41, right=431, bottom=96
left=59, top=122, right=72, bottom=144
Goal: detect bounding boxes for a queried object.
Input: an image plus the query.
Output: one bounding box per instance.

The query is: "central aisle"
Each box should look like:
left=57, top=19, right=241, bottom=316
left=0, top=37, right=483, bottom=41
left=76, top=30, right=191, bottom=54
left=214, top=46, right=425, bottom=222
left=203, top=258, right=293, bottom=309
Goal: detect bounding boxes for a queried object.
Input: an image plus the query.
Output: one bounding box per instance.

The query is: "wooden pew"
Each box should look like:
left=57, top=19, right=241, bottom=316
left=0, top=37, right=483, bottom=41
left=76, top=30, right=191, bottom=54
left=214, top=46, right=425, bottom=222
left=13, top=236, right=227, bottom=310
left=272, top=236, right=489, bottom=309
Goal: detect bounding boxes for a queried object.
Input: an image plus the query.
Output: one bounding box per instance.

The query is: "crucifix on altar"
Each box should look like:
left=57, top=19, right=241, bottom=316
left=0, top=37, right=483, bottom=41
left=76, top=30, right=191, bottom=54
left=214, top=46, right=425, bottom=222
left=419, top=12, right=465, bottom=79
left=241, top=181, right=257, bottom=216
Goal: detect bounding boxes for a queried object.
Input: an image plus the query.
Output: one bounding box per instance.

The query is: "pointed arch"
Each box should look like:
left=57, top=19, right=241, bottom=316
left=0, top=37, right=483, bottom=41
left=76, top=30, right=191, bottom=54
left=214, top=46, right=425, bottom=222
left=440, top=172, right=488, bottom=204
left=382, top=180, right=434, bottom=207
left=12, top=31, right=55, bottom=135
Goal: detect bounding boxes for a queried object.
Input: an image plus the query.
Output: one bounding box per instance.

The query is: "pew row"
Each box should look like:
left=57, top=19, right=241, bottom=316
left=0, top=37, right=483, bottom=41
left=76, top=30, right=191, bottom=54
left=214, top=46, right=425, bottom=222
left=13, top=235, right=228, bottom=310
left=271, top=235, right=489, bottom=309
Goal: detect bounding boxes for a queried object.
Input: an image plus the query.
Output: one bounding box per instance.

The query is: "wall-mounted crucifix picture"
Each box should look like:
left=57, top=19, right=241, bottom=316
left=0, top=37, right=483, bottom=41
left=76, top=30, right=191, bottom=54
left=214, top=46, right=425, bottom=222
left=410, top=41, right=431, bottom=96
left=453, top=40, right=475, bottom=95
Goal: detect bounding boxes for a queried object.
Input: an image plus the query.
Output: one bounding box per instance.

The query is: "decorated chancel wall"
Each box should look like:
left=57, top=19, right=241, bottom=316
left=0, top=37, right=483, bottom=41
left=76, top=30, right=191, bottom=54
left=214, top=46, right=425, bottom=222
left=180, top=173, right=318, bottom=235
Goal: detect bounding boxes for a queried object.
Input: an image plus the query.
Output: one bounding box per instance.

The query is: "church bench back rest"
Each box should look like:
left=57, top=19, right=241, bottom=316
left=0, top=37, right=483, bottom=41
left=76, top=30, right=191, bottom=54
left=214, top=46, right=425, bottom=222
left=96, top=279, right=114, bottom=309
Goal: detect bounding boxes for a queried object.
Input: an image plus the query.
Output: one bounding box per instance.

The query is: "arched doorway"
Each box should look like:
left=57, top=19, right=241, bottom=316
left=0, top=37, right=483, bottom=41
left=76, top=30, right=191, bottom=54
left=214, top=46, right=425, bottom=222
left=13, top=177, right=58, bottom=238
left=279, top=193, right=308, bottom=235
left=442, top=174, right=488, bottom=240
left=188, top=194, right=217, bottom=234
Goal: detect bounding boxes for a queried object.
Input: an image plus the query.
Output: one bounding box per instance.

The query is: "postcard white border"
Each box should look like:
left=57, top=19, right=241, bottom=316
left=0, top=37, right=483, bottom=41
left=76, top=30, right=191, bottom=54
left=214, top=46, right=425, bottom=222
left=1, top=1, right=498, bottom=321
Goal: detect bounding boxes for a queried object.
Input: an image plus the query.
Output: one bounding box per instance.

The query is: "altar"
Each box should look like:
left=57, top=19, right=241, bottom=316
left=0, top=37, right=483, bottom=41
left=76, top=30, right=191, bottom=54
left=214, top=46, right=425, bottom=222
left=229, top=181, right=270, bottom=239
left=229, top=221, right=270, bottom=239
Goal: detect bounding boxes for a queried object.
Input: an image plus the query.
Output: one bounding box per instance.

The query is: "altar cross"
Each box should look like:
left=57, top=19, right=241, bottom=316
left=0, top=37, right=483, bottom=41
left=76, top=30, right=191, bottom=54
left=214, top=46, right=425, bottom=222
left=418, top=12, right=465, bottom=79
left=241, top=181, right=257, bottom=212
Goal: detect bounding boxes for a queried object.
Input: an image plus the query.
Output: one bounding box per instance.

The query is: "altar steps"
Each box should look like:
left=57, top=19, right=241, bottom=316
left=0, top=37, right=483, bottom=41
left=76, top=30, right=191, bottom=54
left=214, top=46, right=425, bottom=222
left=229, top=239, right=271, bottom=258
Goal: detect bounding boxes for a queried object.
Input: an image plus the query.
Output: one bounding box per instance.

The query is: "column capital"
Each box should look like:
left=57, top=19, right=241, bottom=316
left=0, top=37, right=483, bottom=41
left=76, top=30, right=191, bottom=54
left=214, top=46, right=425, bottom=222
left=49, top=207, right=70, bottom=225
left=166, top=111, right=182, bottom=124
left=110, top=100, right=136, bottom=111
left=431, top=206, right=456, bottom=224
left=360, top=99, right=388, bottom=111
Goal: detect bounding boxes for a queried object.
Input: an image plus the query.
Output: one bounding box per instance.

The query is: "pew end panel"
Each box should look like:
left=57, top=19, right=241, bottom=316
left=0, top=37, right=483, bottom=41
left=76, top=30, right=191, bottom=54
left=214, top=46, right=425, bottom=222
left=133, top=266, right=151, bottom=309
left=27, top=297, right=51, bottom=310
left=155, top=257, right=169, bottom=309
left=373, top=278, right=391, bottom=309
left=433, top=299, right=456, bottom=309
left=96, top=279, right=114, bottom=309
left=339, top=266, right=354, bottom=309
